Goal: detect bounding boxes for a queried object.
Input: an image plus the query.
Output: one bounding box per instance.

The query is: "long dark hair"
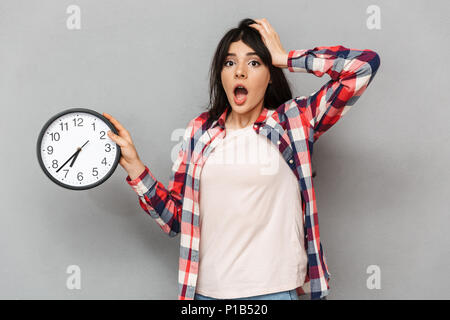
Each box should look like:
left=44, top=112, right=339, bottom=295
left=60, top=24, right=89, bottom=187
left=205, top=18, right=317, bottom=178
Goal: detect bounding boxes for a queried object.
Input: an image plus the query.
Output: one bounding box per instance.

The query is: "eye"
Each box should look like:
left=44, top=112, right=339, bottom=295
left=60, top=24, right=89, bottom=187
left=223, top=60, right=261, bottom=67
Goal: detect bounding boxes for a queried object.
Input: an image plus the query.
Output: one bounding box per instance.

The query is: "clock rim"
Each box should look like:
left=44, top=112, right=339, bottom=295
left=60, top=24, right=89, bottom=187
left=36, top=107, right=122, bottom=191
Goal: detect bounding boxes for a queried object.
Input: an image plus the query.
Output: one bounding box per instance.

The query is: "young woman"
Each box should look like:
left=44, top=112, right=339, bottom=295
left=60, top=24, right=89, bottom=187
left=103, top=18, right=380, bottom=300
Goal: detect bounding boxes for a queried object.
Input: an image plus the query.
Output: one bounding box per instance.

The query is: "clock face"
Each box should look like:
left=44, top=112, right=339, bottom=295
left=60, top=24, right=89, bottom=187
left=37, top=108, right=121, bottom=190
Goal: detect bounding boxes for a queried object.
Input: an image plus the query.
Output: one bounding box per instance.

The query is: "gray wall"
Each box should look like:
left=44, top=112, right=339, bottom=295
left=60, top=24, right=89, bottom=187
left=1, top=0, right=448, bottom=299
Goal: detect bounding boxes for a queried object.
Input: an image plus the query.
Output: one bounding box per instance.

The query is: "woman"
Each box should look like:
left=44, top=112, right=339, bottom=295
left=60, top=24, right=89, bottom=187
left=103, top=18, right=380, bottom=300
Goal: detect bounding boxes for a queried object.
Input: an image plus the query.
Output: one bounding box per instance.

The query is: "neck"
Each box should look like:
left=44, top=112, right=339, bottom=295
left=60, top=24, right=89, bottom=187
left=225, top=101, right=264, bottom=130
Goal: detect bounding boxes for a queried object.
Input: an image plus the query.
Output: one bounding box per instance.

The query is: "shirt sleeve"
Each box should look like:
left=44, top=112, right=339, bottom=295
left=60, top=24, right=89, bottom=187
left=125, top=119, right=194, bottom=237
left=287, top=45, right=381, bottom=142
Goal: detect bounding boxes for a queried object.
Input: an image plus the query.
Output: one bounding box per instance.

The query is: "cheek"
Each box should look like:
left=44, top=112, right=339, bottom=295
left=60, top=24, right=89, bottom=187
left=249, top=71, right=270, bottom=96
left=221, top=72, right=232, bottom=93
left=252, top=80, right=269, bottom=97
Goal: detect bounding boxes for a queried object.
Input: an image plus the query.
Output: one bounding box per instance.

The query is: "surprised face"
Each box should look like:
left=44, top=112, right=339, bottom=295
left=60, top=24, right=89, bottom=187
left=221, top=40, right=271, bottom=116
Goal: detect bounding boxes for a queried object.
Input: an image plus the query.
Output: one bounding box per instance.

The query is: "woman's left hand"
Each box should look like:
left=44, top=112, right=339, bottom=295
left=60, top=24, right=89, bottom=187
left=249, top=18, right=288, bottom=68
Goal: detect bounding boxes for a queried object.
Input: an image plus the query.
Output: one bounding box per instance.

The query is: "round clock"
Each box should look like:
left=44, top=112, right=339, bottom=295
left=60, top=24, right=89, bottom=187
left=36, top=108, right=121, bottom=190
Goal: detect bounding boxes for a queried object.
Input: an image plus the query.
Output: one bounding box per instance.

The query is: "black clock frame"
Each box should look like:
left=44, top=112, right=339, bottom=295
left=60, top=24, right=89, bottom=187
left=36, top=107, right=121, bottom=190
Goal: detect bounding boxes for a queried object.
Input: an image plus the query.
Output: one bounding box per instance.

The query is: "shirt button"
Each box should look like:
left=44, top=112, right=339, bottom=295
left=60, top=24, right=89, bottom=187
left=277, top=140, right=281, bottom=145
left=289, top=159, right=294, bottom=164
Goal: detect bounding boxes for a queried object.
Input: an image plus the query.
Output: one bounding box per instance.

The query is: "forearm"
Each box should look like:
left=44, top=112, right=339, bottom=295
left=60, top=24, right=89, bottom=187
left=286, top=45, right=380, bottom=141
left=287, top=45, right=380, bottom=81
left=126, top=165, right=183, bottom=237
left=127, top=160, right=146, bottom=181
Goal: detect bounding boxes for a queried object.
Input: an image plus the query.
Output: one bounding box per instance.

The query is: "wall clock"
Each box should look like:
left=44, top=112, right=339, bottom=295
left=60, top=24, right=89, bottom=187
left=36, top=108, right=121, bottom=190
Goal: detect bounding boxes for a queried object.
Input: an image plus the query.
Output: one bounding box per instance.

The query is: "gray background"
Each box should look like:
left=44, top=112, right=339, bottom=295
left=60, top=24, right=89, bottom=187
left=1, top=0, right=448, bottom=299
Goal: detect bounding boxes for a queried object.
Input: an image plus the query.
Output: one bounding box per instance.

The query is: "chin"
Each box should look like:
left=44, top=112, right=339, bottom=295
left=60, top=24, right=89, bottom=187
left=228, top=98, right=254, bottom=112
left=230, top=104, right=252, bottom=114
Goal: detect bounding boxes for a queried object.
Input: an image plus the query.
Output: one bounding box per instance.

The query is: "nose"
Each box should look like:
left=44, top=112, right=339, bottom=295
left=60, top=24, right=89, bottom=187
left=235, top=65, right=247, bottom=79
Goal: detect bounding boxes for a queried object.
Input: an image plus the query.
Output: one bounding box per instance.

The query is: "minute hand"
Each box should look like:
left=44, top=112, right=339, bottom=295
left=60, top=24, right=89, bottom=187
left=55, top=140, right=90, bottom=173
left=56, top=148, right=79, bottom=173
left=70, top=140, right=89, bottom=168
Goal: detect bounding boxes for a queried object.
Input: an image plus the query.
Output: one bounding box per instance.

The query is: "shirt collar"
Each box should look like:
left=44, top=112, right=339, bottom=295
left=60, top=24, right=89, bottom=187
left=211, top=103, right=271, bottom=130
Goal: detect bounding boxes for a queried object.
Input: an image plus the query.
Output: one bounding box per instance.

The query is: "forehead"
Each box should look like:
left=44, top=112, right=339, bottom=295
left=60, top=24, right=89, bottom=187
left=226, top=40, right=258, bottom=57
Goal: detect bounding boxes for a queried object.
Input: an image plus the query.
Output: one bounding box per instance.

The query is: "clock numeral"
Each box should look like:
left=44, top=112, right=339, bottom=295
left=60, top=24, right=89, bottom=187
left=77, top=172, right=83, bottom=181
left=59, top=122, right=69, bottom=131
left=47, top=146, right=53, bottom=155
left=92, top=122, right=96, bottom=131
left=73, top=118, right=83, bottom=127
left=50, top=132, right=60, bottom=141
left=92, top=167, right=98, bottom=176
left=52, top=159, right=58, bottom=168
left=63, top=169, right=69, bottom=178
left=101, top=157, right=107, bottom=166
left=99, top=130, right=106, bottom=140
left=105, top=143, right=111, bottom=152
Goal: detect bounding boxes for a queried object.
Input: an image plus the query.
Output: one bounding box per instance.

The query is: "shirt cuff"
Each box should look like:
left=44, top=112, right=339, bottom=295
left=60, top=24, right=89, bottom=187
left=287, top=49, right=310, bottom=73
left=126, top=165, right=157, bottom=197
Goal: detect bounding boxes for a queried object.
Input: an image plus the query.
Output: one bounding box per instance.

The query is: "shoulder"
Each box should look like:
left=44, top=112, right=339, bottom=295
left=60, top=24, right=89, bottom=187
left=193, top=110, right=210, bottom=125
left=178, top=111, right=211, bottom=143
left=186, top=110, right=211, bottom=132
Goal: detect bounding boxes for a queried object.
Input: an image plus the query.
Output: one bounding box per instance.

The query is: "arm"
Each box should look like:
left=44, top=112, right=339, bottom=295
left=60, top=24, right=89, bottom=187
left=126, top=119, right=194, bottom=237
left=287, top=45, right=381, bottom=142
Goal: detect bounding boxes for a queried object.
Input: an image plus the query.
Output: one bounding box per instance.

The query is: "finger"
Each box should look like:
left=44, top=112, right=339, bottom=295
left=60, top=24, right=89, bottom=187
left=249, top=22, right=261, bottom=30
left=255, top=18, right=271, bottom=34
left=107, top=130, right=128, bottom=147
left=250, top=20, right=264, bottom=31
left=249, top=22, right=267, bottom=38
left=103, top=112, right=126, bottom=132
left=250, top=19, right=263, bottom=28
left=103, top=112, right=131, bottom=139
left=262, top=18, right=273, bottom=30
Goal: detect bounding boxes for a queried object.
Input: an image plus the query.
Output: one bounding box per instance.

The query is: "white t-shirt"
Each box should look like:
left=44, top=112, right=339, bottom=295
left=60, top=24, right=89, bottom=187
left=196, top=124, right=308, bottom=299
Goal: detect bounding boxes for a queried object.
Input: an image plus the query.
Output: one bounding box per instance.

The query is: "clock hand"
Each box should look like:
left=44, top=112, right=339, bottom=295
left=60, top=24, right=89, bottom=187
left=69, top=149, right=81, bottom=168
left=56, top=140, right=89, bottom=173
left=56, top=148, right=80, bottom=173
left=69, top=140, right=89, bottom=168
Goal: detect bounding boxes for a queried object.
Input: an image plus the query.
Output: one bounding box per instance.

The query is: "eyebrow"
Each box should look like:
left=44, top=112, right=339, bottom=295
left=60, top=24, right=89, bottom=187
left=226, top=52, right=259, bottom=57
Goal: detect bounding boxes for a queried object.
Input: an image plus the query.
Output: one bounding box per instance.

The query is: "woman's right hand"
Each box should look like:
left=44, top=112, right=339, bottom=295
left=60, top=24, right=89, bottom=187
left=102, top=112, right=146, bottom=179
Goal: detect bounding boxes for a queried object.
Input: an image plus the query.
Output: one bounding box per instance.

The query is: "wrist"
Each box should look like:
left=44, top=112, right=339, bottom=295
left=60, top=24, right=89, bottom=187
left=276, top=51, right=289, bottom=68
left=127, top=160, right=146, bottom=181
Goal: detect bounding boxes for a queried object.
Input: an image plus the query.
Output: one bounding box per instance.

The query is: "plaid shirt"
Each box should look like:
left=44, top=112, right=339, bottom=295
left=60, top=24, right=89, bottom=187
left=126, top=45, right=380, bottom=300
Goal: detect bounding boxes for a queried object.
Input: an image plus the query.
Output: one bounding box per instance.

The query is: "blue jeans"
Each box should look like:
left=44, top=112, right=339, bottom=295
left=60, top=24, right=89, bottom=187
left=194, top=288, right=299, bottom=300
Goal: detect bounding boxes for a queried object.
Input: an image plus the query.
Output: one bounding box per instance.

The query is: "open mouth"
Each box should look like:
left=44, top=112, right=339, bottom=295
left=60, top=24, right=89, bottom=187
left=233, top=85, right=248, bottom=105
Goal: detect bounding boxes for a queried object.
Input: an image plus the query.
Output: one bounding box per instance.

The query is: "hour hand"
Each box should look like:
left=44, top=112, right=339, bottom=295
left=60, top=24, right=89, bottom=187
left=70, top=140, right=89, bottom=168
left=56, top=148, right=79, bottom=173
left=69, top=149, right=81, bottom=168
left=55, top=140, right=89, bottom=173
